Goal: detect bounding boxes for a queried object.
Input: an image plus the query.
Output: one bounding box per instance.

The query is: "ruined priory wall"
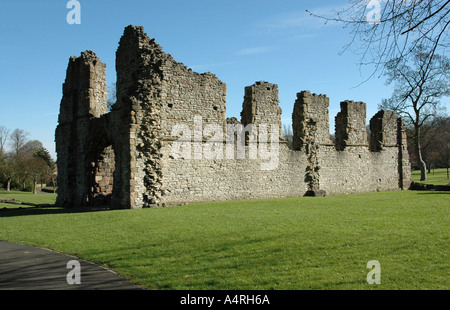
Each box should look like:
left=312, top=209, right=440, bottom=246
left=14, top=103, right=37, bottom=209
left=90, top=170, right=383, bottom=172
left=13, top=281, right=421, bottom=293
left=56, top=25, right=411, bottom=209
left=308, top=93, right=409, bottom=195
left=159, top=143, right=308, bottom=206
left=114, top=25, right=166, bottom=208
left=157, top=80, right=306, bottom=206
left=317, top=146, right=401, bottom=195
left=157, top=87, right=409, bottom=206
left=56, top=51, right=108, bottom=207
left=92, top=145, right=115, bottom=200
left=242, top=82, right=282, bottom=130
left=160, top=64, right=227, bottom=138
left=114, top=26, right=228, bottom=208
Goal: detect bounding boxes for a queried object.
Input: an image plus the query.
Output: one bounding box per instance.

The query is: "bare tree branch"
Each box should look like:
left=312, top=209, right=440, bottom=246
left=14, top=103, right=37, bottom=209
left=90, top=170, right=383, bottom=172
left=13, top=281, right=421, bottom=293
left=308, top=0, right=450, bottom=77
left=401, top=0, right=450, bottom=34
left=380, top=45, right=449, bottom=180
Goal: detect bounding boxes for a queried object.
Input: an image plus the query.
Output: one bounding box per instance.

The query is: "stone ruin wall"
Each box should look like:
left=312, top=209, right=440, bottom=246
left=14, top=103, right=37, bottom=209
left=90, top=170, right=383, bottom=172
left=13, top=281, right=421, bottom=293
left=55, top=25, right=411, bottom=209
left=55, top=51, right=110, bottom=208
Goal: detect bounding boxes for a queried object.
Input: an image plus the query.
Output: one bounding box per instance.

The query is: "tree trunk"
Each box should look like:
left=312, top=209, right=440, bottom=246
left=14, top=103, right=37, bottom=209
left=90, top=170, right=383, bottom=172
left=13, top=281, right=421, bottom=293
left=414, top=126, right=427, bottom=181
left=33, top=180, right=38, bottom=195
left=417, top=149, right=427, bottom=181
left=6, top=179, right=11, bottom=192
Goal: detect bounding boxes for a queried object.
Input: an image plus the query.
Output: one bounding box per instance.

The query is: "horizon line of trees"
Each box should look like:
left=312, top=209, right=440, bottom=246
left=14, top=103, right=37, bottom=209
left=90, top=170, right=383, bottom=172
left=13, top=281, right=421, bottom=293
left=0, top=126, right=56, bottom=194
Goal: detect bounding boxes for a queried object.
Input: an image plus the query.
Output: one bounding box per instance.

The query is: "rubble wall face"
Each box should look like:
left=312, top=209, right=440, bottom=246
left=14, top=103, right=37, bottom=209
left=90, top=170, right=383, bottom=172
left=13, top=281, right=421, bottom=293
left=55, top=25, right=411, bottom=209
left=159, top=143, right=308, bottom=206
left=55, top=51, right=108, bottom=207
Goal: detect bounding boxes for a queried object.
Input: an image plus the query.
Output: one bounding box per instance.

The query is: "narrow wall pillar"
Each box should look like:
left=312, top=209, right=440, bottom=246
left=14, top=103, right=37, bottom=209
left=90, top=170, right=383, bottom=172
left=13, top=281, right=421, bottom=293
left=292, top=91, right=332, bottom=151
left=241, top=81, right=282, bottom=131
left=369, top=110, right=398, bottom=151
left=335, top=101, right=368, bottom=150
left=114, top=25, right=164, bottom=209
left=292, top=91, right=332, bottom=193
left=55, top=51, right=107, bottom=207
left=397, top=117, right=412, bottom=189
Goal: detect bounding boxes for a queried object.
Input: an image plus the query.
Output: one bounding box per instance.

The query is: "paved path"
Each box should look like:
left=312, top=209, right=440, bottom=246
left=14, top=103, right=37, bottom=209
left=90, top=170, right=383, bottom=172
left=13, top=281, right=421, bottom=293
left=0, top=241, right=144, bottom=290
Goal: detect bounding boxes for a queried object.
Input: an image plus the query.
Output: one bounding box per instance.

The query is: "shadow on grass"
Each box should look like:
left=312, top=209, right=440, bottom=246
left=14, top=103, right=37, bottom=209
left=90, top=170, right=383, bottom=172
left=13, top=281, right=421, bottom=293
left=0, top=205, right=112, bottom=218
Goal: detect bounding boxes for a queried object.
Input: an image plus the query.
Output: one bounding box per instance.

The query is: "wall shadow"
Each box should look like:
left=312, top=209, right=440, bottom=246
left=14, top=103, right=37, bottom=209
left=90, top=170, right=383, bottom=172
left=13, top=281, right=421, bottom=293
left=0, top=204, right=112, bottom=218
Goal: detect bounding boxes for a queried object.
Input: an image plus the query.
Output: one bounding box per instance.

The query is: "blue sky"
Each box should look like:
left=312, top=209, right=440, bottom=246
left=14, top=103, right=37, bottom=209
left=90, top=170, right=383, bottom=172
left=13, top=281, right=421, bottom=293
left=1, top=0, right=437, bottom=159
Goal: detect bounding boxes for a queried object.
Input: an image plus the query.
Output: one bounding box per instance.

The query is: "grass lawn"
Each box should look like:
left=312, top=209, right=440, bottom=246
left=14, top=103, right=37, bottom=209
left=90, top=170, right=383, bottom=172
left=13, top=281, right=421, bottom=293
left=0, top=190, right=57, bottom=209
left=412, top=168, right=450, bottom=185
left=0, top=190, right=448, bottom=290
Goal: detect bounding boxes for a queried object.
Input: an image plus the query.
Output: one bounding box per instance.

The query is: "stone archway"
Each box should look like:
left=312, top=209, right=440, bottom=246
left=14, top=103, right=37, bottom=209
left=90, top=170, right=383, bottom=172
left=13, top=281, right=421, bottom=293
left=84, top=117, right=116, bottom=207
left=86, top=145, right=115, bottom=207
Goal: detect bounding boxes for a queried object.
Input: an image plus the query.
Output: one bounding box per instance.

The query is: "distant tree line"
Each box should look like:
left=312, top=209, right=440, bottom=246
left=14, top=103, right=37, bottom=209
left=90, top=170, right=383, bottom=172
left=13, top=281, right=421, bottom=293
left=0, top=126, right=56, bottom=194
left=406, top=116, right=450, bottom=176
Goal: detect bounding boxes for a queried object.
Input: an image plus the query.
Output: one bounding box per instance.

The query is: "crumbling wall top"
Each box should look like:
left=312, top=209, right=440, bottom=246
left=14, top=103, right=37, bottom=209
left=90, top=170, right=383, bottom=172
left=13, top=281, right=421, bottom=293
left=335, top=100, right=368, bottom=150
left=292, top=90, right=332, bottom=150
left=370, top=109, right=399, bottom=151
left=59, top=50, right=107, bottom=123
left=241, top=81, right=281, bottom=127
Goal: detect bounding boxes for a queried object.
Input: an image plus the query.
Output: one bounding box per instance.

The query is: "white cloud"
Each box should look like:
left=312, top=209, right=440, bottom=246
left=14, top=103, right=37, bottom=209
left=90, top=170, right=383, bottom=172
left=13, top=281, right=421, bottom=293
left=190, top=61, right=238, bottom=71
left=288, top=33, right=320, bottom=41
left=236, top=46, right=276, bottom=56
left=258, top=4, right=349, bottom=32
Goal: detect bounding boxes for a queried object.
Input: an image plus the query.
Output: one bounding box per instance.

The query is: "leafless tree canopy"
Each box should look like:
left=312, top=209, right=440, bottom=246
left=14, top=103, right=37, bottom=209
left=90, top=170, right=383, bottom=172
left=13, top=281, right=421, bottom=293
left=9, top=128, right=29, bottom=157
left=379, top=44, right=449, bottom=180
left=308, top=0, right=450, bottom=77
left=107, top=82, right=117, bottom=111
left=380, top=45, right=450, bottom=126
left=0, top=126, right=9, bottom=157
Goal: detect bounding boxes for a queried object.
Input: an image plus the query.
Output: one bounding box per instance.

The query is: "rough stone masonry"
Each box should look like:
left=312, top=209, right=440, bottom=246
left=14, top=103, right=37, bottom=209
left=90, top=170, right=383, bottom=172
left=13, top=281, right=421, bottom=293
left=55, top=25, right=412, bottom=209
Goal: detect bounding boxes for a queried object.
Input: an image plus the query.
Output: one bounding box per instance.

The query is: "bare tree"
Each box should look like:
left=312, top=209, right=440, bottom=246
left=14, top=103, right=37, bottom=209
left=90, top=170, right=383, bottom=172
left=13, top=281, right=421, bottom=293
left=1, top=153, right=17, bottom=192
left=9, top=128, right=29, bottom=157
left=420, top=117, right=450, bottom=176
left=379, top=46, right=450, bottom=181
left=282, top=124, right=293, bottom=149
left=107, top=82, right=117, bottom=111
left=21, top=140, right=44, bottom=158
left=23, top=156, right=48, bottom=195
left=0, top=125, right=9, bottom=158
left=33, top=146, right=54, bottom=190
left=308, top=0, right=450, bottom=78
left=419, top=117, right=450, bottom=172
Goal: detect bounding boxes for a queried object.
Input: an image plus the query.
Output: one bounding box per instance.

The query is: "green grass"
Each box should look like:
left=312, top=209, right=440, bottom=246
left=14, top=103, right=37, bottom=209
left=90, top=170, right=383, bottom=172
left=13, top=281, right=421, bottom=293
left=0, top=190, right=448, bottom=290
left=0, top=190, right=57, bottom=209
left=412, top=168, right=450, bottom=185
